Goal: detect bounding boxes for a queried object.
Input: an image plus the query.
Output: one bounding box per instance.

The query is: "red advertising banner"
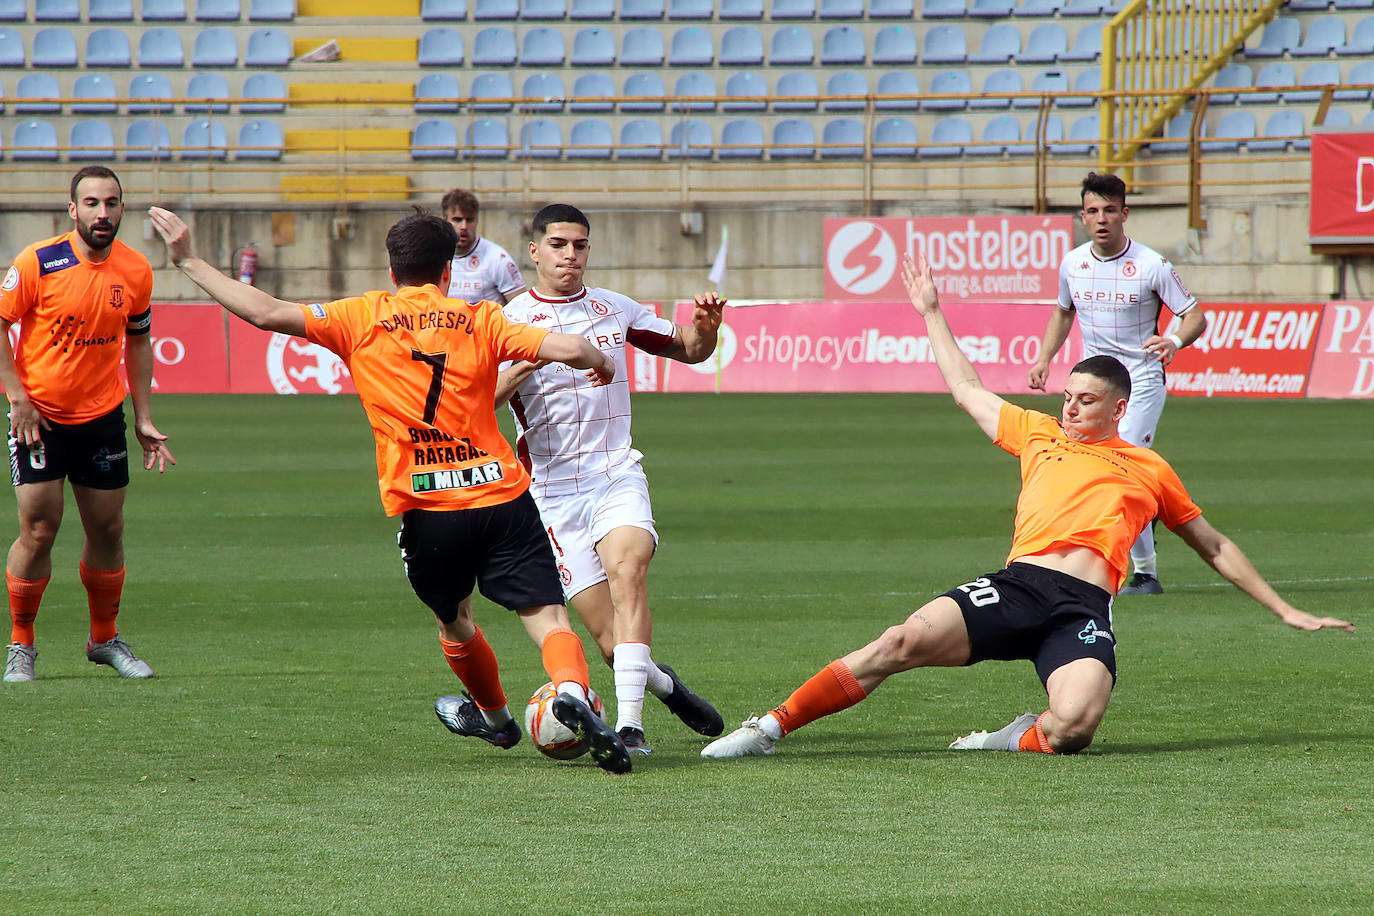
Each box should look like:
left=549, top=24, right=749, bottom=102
left=1309, top=131, right=1374, bottom=244
left=1165, top=303, right=1323, bottom=399
left=659, top=300, right=1082, bottom=394
left=227, top=319, right=356, bottom=395
left=1308, top=300, right=1374, bottom=398
left=823, top=215, right=1075, bottom=303
left=145, top=303, right=230, bottom=393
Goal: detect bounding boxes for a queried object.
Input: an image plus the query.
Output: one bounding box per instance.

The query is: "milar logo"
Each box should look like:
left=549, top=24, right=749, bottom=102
left=412, top=461, right=504, bottom=493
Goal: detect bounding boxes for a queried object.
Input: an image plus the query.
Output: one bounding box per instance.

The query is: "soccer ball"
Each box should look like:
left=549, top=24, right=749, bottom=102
left=525, top=681, right=604, bottom=760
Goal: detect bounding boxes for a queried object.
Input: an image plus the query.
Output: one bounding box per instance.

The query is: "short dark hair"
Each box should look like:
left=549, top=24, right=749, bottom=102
left=1070, top=355, right=1132, bottom=401
left=71, top=165, right=121, bottom=202
left=386, top=210, right=458, bottom=287
left=531, top=203, right=589, bottom=238
left=1081, top=171, right=1127, bottom=208
left=440, top=189, right=479, bottom=218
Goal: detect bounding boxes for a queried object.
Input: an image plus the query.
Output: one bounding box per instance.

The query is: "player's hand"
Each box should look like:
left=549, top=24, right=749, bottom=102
left=6, top=398, right=46, bottom=447
left=691, top=292, right=726, bottom=334
left=147, top=207, right=195, bottom=266
left=587, top=353, right=615, bottom=387
left=1142, top=334, right=1178, bottom=365
left=134, top=421, right=177, bottom=473
left=1278, top=607, right=1354, bottom=633
left=1027, top=363, right=1049, bottom=391
left=901, top=254, right=939, bottom=316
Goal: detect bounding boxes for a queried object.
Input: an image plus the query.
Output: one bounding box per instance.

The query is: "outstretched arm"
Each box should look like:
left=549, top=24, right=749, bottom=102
left=902, top=254, right=1004, bottom=440
left=657, top=292, right=726, bottom=364
left=1175, top=516, right=1354, bottom=632
left=148, top=207, right=307, bottom=338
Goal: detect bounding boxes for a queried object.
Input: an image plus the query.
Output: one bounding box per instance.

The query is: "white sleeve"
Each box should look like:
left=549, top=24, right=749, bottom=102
left=1056, top=256, right=1074, bottom=311
left=1150, top=257, right=1197, bottom=316
left=624, top=294, right=675, bottom=336
left=493, top=249, right=525, bottom=298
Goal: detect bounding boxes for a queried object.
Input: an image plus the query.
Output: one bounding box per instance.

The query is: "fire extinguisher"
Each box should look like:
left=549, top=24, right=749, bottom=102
left=237, top=245, right=258, bottom=286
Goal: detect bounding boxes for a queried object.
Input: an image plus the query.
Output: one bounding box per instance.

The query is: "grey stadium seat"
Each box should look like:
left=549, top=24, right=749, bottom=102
left=1200, top=110, right=1256, bottom=153
left=16, top=73, right=61, bottom=114
left=12, top=119, right=60, bottom=160
left=719, top=27, right=765, bottom=65
left=569, top=0, right=613, bottom=17
left=422, top=0, right=468, bottom=18
left=1016, top=23, right=1067, bottom=64
left=128, top=73, right=174, bottom=112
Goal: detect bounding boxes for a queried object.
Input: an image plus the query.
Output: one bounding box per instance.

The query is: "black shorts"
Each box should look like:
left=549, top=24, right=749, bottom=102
left=8, top=406, right=130, bottom=490
left=397, top=490, right=566, bottom=622
left=945, top=562, right=1118, bottom=686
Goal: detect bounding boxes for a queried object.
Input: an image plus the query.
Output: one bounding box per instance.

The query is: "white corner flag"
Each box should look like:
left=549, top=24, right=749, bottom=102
left=708, top=225, right=728, bottom=294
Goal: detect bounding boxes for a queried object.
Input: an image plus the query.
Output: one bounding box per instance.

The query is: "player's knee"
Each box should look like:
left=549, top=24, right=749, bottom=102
left=19, top=518, right=60, bottom=552
left=871, top=623, right=927, bottom=672
left=1046, top=709, right=1101, bottom=753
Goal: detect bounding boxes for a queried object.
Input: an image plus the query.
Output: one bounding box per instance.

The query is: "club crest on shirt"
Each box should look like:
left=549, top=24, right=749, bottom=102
left=590, top=299, right=609, bottom=316
left=468, top=255, right=480, bottom=269
left=109, top=285, right=124, bottom=310
left=1, top=266, right=18, bottom=291
left=1122, top=261, right=1137, bottom=278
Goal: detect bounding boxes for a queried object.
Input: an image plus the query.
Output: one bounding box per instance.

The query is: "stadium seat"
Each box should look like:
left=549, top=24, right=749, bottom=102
left=770, top=27, right=815, bottom=65
left=422, top=0, right=467, bottom=18
left=1338, top=16, right=1374, bottom=55
left=0, top=0, right=20, bottom=14
left=969, top=0, right=1013, bottom=15
left=521, top=0, right=566, bottom=18
left=520, top=27, right=565, bottom=65
left=969, top=115, right=1020, bottom=157
left=668, top=119, right=712, bottom=159
left=469, top=72, right=514, bottom=112
left=774, top=70, right=819, bottom=111
left=1245, top=62, right=1295, bottom=104
left=89, top=0, right=135, bottom=20
left=236, top=118, right=283, bottom=159
left=474, top=0, right=518, bottom=18
left=1210, top=63, right=1251, bottom=104
left=621, top=0, right=665, bottom=17
left=719, top=0, right=764, bottom=16
left=1321, top=108, right=1354, bottom=128
left=137, top=28, right=186, bottom=67
left=465, top=118, right=509, bottom=158
left=971, top=68, right=1020, bottom=109
left=1245, top=17, right=1299, bottom=58
left=16, top=74, right=61, bottom=115
left=181, top=119, right=228, bottom=160
left=571, top=27, right=615, bottom=66
left=570, top=71, right=615, bottom=111
left=1025, top=68, right=1070, bottom=108
left=771, top=0, right=816, bottom=18
left=1289, top=61, right=1340, bottom=103
left=618, top=118, right=664, bottom=158
left=193, top=28, right=239, bottom=67
left=821, top=26, right=865, bottom=65
left=128, top=73, right=174, bottom=112
left=770, top=118, right=816, bottom=159
left=35, top=0, right=79, bottom=19
left=415, top=72, right=461, bottom=112
left=923, top=69, right=971, bottom=111
left=418, top=29, right=468, bottom=67
left=1016, top=23, right=1066, bottom=63
left=1288, top=0, right=1331, bottom=8
left=472, top=27, right=516, bottom=66
left=722, top=71, right=767, bottom=111
left=823, top=70, right=868, bottom=111
left=872, top=25, right=916, bottom=64
left=1150, top=111, right=1194, bottom=154
left=670, top=0, right=714, bottom=18
left=673, top=71, right=717, bottom=111
left=241, top=71, right=286, bottom=112
left=1337, top=0, right=1374, bottom=8
left=670, top=27, right=714, bottom=65
left=244, top=28, right=290, bottom=66
left=12, top=119, right=59, bottom=160
left=0, top=30, right=24, bottom=67
left=1060, top=21, right=1102, bottom=62
left=873, top=71, right=923, bottom=112
left=818, top=0, right=863, bottom=17
left=872, top=117, right=917, bottom=157
left=143, top=0, right=188, bottom=18
left=411, top=118, right=458, bottom=158
left=34, top=28, right=79, bottom=67
left=517, top=118, right=562, bottom=158
left=521, top=72, right=566, bottom=112
left=185, top=72, right=231, bottom=112
left=1053, top=112, right=1097, bottom=155
left=620, top=71, right=666, bottom=111
left=1365, top=109, right=1374, bottom=129
left=922, top=0, right=966, bottom=17
left=919, top=116, right=971, bottom=158
left=73, top=74, right=119, bottom=114
left=85, top=28, right=133, bottom=68
left=70, top=119, right=117, bottom=160
left=820, top=118, right=863, bottom=158
left=125, top=119, right=172, bottom=159
left=922, top=25, right=968, bottom=64
left=969, top=23, right=1020, bottom=63
left=1017, top=0, right=1062, bottom=15
left=1201, top=110, right=1255, bottom=153
left=620, top=27, right=665, bottom=66
left=719, top=27, right=764, bottom=65
left=566, top=118, right=612, bottom=157
left=249, top=0, right=295, bottom=19
left=1059, top=67, right=1100, bottom=108
left=1060, top=0, right=1102, bottom=13
left=718, top=118, right=764, bottom=158
left=1249, top=109, right=1306, bottom=152
left=1032, top=112, right=1064, bottom=150
left=197, top=0, right=241, bottom=19
left=868, top=0, right=913, bottom=15
left=1334, top=59, right=1374, bottom=100
left=569, top=0, right=613, bottom=16
left=1292, top=16, right=1345, bottom=56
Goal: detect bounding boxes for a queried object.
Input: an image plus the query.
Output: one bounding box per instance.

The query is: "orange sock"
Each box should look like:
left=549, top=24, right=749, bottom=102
left=80, top=563, right=125, bottom=644
left=540, top=626, right=590, bottom=690
left=1017, top=712, right=1056, bottom=754
left=439, top=626, right=507, bottom=711
left=7, top=571, right=49, bottom=646
left=769, top=660, right=869, bottom=736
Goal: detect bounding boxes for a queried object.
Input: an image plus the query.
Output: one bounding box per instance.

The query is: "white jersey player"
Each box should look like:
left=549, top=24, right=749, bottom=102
left=441, top=189, right=525, bottom=305
left=495, top=203, right=727, bottom=755
left=1028, top=172, right=1209, bottom=596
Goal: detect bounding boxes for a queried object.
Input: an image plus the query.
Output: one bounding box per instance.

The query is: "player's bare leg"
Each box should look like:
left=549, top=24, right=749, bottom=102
left=4, top=483, right=63, bottom=682
left=71, top=484, right=150, bottom=677
left=950, top=658, right=1112, bottom=752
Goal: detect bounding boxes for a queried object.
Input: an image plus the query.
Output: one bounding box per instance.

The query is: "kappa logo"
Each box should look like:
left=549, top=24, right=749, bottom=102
left=1122, top=261, right=1137, bottom=278
left=1078, top=261, right=1090, bottom=271
left=266, top=332, right=352, bottom=394
left=827, top=221, right=897, bottom=296
left=1, top=266, right=18, bottom=292
left=530, top=311, right=552, bottom=323
left=1078, top=619, right=1114, bottom=645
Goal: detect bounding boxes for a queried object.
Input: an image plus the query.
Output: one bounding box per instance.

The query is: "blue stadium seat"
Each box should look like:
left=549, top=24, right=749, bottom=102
left=1210, top=63, right=1251, bottom=104
left=1017, top=0, right=1062, bottom=15
left=970, top=68, right=1020, bottom=109
left=620, top=27, right=665, bottom=66
left=770, top=118, right=816, bottom=159
left=668, top=119, right=712, bottom=159
left=1016, top=23, right=1066, bottom=63
left=670, top=27, right=713, bottom=65
left=820, top=26, right=865, bottom=65
left=872, top=25, right=916, bottom=64
left=89, top=0, right=135, bottom=20
left=618, top=118, right=664, bottom=158
left=12, top=119, right=59, bottom=160
left=868, top=0, right=912, bottom=15
left=1365, top=109, right=1374, bottom=128
left=872, top=117, right=916, bottom=157
left=1150, top=111, right=1193, bottom=154
left=470, top=72, right=514, bottom=111
left=922, top=25, right=967, bottom=64
left=465, top=118, right=510, bottom=158
left=411, top=118, right=458, bottom=159
left=820, top=118, right=863, bottom=158
left=517, top=118, right=562, bottom=158
left=236, top=119, right=283, bottom=159
left=1060, top=0, right=1102, bottom=14
left=571, top=27, right=615, bottom=65
left=1289, top=61, right=1340, bottom=103
left=722, top=71, right=767, bottom=111
left=673, top=71, right=717, bottom=111
left=818, top=0, right=863, bottom=17
left=143, top=0, right=188, bottom=18
left=244, top=28, right=290, bottom=65
left=569, top=0, right=613, bottom=17
left=1201, top=110, right=1255, bottom=153
left=1337, top=0, right=1374, bottom=8
left=34, top=28, right=79, bottom=67
left=35, top=0, right=79, bottom=19
left=125, top=119, right=172, bottom=159
left=16, top=74, right=61, bottom=114
left=137, top=28, right=185, bottom=67
left=919, top=116, right=971, bottom=158
left=520, top=27, right=565, bottom=65
left=670, top=0, right=714, bottom=18
left=522, top=72, right=566, bottom=112
left=1321, top=108, right=1353, bottom=128
left=0, top=29, right=24, bottom=67
left=771, top=0, right=816, bottom=18
left=1245, top=17, right=1299, bottom=58
left=415, top=72, right=461, bottom=112
left=70, top=119, right=117, bottom=160
left=718, top=118, right=764, bottom=158
left=1024, top=68, right=1069, bottom=108
left=0, top=0, right=23, bottom=16
left=567, top=118, right=612, bottom=157
left=774, top=70, right=819, bottom=111
left=181, top=119, right=228, bottom=160
left=471, top=27, right=516, bottom=66
left=922, top=0, right=966, bottom=17
left=1054, top=112, right=1098, bottom=155
left=73, top=74, right=119, bottom=113
left=197, top=0, right=242, bottom=19
left=1245, top=62, right=1295, bottom=104
left=1293, top=16, right=1344, bottom=57
left=1335, top=59, right=1374, bottom=100
left=1060, top=21, right=1102, bottom=62
left=128, top=73, right=174, bottom=112
left=249, top=0, right=295, bottom=19
left=1288, top=0, right=1331, bottom=8
left=770, top=27, right=815, bottom=65
left=621, top=0, right=665, bottom=17
left=969, top=23, right=1020, bottom=64
left=969, top=115, right=1020, bottom=157
left=85, top=28, right=133, bottom=68
left=923, top=69, right=971, bottom=111
left=823, top=70, right=868, bottom=111
left=473, top=0, right=518, bottom=18
left=1061, top=67, right=1099, bottom=108
left=1033, top=112, right=1064, bottom=149
left=193, top=28, right=239, bottom=66
left=570, top=71, right=615, bottom=111
left=620, top=71, right=666, bottom=111
left=1248, top=110, right=1306, bottom=152
left=422, top=0, right=467, bottom=17
left=719, top=0, right=763, bottom=16
left=185, top=71, right=231, bottom=112
left=719, top=26, right=764, bottom=65
left=521, top=0, right=566, bottom=18
left=969, top=0, right=1013, bottom=16
left=1338, top=16, right=1374, bottom=55
left=241, top=71, right=286, bottom=112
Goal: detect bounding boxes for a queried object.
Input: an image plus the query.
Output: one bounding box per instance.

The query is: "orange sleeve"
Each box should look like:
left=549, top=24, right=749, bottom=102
left=481, top=304, right=549, bottom=363
left=302, top=297, right=362, bottom=358
left=994, top=401, right=1032, bottom=456
left=0, top=249, right=38, bottom=323
left=1154, top=460, right=1203, bottom=531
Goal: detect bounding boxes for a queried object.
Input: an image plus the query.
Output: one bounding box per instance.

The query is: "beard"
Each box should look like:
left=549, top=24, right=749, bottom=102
left=77, top=218, right=119, bottom=251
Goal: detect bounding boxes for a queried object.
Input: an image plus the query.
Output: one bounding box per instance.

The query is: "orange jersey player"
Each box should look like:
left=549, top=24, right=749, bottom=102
left=1, top=166, right=176, bottom=685
left=701, top=252, right=1352, bottom=761
left=149, top=205, right=634, bottom=774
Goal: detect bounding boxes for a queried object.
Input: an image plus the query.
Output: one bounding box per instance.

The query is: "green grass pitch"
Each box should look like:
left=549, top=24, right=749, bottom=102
left=1, top=393, right=1369, bottom=914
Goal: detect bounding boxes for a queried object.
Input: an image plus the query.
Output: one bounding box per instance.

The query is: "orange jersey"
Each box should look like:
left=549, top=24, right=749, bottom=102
left=302, top=285, right=549, bottom=516
left=996, top=403, right=1202, bottom=591
left=0, top=232, right=153, bottom=423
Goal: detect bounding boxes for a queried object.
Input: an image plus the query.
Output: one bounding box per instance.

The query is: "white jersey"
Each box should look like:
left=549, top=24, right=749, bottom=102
left=1057, top=238, right=1197, bottom=387
left=502, top=286, right=676, bottom=495
left=447, top=237, right=524, bottom=304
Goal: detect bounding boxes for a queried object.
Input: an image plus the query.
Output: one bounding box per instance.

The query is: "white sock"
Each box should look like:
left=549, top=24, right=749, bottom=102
left=644, top=661, right=672, bottom=697
left=757, top=713, right=784, bottom=741
left=613, top=641, right=652, bottom=732
left=1130, top=526, right=1158, bottom=577
left=556, top=681, right=588, bottom=704
left=480, top=704, right=513, bottom=728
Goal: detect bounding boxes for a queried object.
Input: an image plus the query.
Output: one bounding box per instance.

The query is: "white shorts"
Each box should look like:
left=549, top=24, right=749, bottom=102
left=1120, top=379, right=1166, bottom=448
left=531, top=466, right=658, bottom=601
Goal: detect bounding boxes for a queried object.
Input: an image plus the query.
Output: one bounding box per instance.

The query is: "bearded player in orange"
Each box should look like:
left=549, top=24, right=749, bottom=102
left=149, top=206, right=633, bottom=774
left=1, top=166, right=176, bottom=684
left=702, top=253, right=1353, bottom=759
